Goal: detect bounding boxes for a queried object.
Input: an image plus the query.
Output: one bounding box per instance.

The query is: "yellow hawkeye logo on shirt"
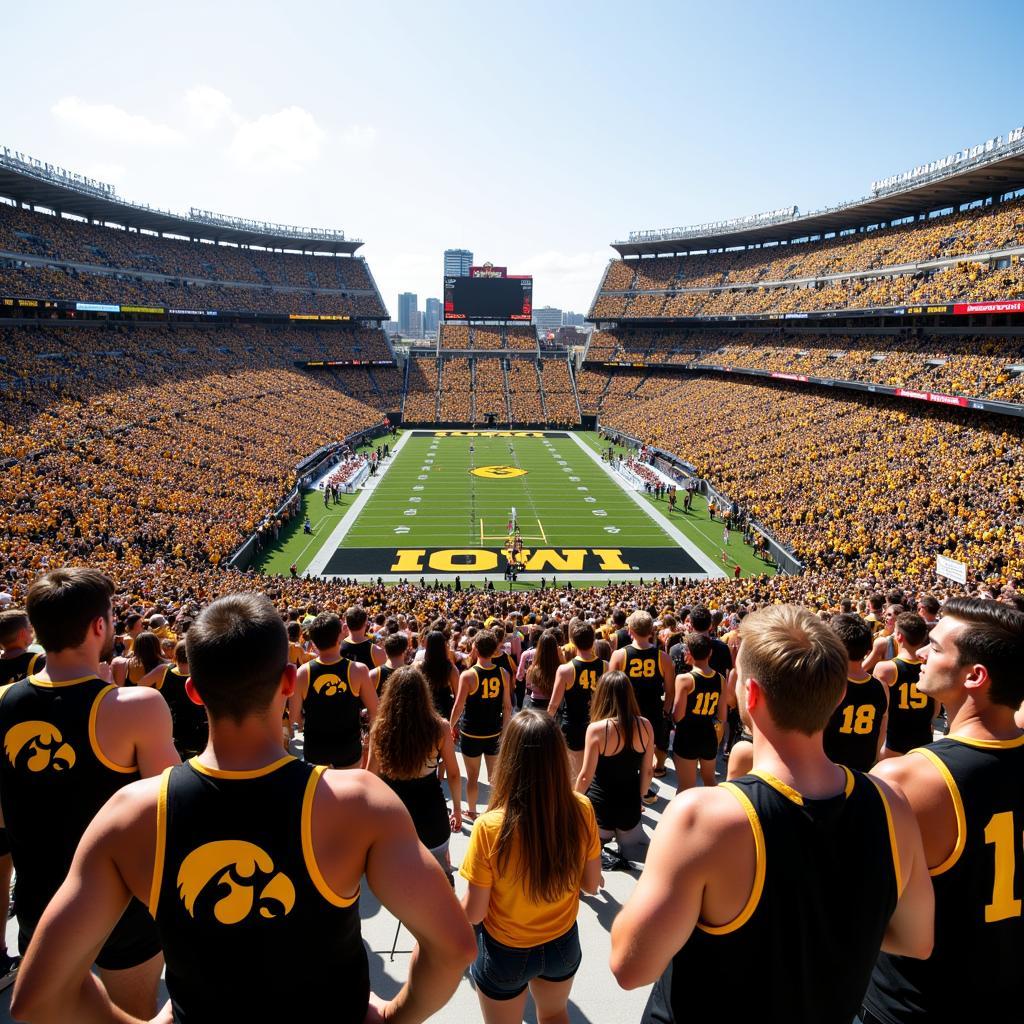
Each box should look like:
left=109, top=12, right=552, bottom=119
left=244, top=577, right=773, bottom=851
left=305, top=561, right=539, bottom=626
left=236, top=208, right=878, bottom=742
left=4, top=721, right=76, bottom=772
left=471, top=465, right=528, bottom=479
left=177, top=840, right=296, bottom=925
left=312, top=673, right=347, bottom=696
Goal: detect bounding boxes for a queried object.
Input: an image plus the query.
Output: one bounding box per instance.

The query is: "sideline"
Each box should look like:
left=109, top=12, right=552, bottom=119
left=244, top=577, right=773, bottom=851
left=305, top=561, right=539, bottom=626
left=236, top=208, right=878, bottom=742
left=305, top=431, right=411, bottom=576
left=565, top=432, right=726, bottom=578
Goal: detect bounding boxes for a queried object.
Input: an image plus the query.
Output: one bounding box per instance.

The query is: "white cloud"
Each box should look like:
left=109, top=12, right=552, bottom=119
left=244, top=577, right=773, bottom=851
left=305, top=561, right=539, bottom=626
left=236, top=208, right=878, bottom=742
left=183, top=86, right=237, bottom=133
left=227, top=106, right=326, bottom=173
left=51, top=96, right=184, bottom=146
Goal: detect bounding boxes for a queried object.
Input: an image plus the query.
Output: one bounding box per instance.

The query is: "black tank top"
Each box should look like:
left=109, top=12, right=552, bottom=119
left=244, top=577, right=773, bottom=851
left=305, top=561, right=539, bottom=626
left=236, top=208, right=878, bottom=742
left=886, top=658, right=936, bottom=753
left=676, top=668, right=723, bottom=727
left=0, top=675, right=141, bottom=927
left=622, top=644, right=663, bottom=715
left=340, top=637, right=377, bottom=669
left=375, top=664, right=396, bottom=698
left=157, top=666, right=209, bottom=757
left=462, top=664, right=504, bottom=739
left=824, top=675, right=888, bottom=772
left=642, top=768, right=899, bottom=1024
left=153, top=757, right=368, bottom=1023
left=565, top=657, right=605, bottom=725
left=866, top=734, right=1024, bottom=1022
left=587, top=720, right=647, bottom=832
left=303, top=659, right=360, bottom=743
left=0, top=651, right=44, bottom=687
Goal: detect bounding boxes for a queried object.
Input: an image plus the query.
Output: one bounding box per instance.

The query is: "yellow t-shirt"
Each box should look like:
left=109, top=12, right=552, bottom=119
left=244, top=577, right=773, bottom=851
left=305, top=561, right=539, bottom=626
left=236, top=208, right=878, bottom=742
left=460, top=792, right=600, bottom=947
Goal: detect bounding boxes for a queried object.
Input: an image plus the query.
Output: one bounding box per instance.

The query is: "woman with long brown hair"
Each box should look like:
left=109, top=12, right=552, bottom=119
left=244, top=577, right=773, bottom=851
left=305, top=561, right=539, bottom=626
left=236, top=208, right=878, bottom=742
left=575, top=670, right=654, bottom=864
left=461, top=710, right=602, bottom=1022
left=524, top=630, right=562, bottom=711
left=368, top=666, right=461, bottom=878
left=111, top=631, right=166, bottom=686
left=418, top=629, right=459, bottom=721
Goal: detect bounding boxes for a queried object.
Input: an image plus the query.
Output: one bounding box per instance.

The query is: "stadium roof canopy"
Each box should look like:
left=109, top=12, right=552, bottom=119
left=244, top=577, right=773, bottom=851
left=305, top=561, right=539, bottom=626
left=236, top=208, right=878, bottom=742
left=615, top=135, right=1024, bottom=257
left=0, top=146, right=362, bottom=254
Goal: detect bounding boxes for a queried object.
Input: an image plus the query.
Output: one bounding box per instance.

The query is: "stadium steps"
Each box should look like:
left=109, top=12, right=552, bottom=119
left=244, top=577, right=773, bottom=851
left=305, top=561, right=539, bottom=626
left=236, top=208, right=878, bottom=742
left=501, top=359, right=513, bottom=424
left=434, top=360, right=442, bottom=420
left=535, top=360, right=549, bottom=421
left=568, top=362, right=584, bottom=421
left=366, top=367, right=384, bottom=402
left=400, top=358, right=410, bottom=420
left=470, top=359, right=477, bottom=422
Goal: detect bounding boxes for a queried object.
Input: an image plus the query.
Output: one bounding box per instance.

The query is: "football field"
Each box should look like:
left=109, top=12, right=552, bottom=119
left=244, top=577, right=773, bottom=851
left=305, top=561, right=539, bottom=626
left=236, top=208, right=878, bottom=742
left=302, top=430, right=733, bottom=582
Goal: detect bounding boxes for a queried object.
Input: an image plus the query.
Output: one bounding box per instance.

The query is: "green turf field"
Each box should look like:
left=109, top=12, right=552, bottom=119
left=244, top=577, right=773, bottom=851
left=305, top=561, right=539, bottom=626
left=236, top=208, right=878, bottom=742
left=251, top=430, right=776, bottom=582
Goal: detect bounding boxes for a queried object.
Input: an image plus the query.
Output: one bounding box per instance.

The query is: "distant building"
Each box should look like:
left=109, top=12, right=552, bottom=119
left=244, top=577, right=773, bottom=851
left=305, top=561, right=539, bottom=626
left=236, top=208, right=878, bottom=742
left=424, top=297, right=442, bottom=337
left=408, top=309, right=424, bottom=339
left=398, top=292, right=418, bottom=336
left=383, top=320, right=401, bottom=338
left=563, top=310, right=585, bottom=327
left=533, top=305, right=563, bottom=334
left=443, top=248, right=473, bottom=277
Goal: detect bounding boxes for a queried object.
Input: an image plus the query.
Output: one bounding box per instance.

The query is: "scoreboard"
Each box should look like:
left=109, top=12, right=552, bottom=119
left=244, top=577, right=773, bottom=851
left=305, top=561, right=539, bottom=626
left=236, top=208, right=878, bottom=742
left=444, top=273, right=532, bottom=321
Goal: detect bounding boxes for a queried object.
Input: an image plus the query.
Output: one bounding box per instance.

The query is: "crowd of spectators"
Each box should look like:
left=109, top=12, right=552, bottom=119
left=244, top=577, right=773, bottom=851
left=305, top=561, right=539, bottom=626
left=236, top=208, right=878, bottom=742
left=505, top=360, right=545, bottom=422
left=439, top=358, right=474, bottom=421
left=0, top=202, right=376, bottom=289
left=582, top=328, right=1024, bottom=405
left=599, top=193, right=1024, bottom=295
left=0, top=260, right=387, bottom=318
left=434, top=325, right=539, bottom=352
left=539, top=360, right=581, bottom=425
left=324, top=454, right=368, bottom=489
left=600, top=373, right=1024, bottom=584
left=402, top=357, right=440, bottom=421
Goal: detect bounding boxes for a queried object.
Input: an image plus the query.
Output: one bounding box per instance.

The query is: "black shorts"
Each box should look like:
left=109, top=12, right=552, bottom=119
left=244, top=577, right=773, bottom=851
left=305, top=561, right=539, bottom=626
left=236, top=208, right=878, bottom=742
left=673, top=721, right=718, bottom=761
left=562, top=719, right=588, bottom=752
left=639, top=706, right=670, bottom=752
left=460, top=733, right=500, bottom=758
left=21, top=896, right=161, bottom=971
left=303, top=733, right=362, bottom=768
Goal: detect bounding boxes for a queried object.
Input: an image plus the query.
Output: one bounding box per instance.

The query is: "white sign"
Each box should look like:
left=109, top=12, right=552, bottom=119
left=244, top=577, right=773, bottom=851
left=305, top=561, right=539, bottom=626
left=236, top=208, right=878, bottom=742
left=936, top=554, right=967, bottom=585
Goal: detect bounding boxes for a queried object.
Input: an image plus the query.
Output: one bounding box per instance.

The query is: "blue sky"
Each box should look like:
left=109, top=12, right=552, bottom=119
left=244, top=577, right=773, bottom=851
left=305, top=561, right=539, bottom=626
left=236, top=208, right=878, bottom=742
left=2, top=0, right=1023, bottom=315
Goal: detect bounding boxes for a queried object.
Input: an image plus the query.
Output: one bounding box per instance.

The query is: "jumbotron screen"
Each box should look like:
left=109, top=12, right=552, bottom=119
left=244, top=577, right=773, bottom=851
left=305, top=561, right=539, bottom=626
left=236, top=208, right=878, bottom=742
left=443, top=275, right=533, bottom=321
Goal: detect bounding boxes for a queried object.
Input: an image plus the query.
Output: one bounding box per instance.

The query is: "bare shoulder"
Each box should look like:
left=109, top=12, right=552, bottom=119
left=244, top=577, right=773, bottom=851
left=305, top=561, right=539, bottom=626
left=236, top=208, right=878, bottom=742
left=104, top=682, right=168, bottom=717
left=872, top=750, right=946, bottom=811
left=92, top=774, right=165, bottom=834
left=662, top=784, right=750, bottom=847
left=317, top=766, right=399, bottom=812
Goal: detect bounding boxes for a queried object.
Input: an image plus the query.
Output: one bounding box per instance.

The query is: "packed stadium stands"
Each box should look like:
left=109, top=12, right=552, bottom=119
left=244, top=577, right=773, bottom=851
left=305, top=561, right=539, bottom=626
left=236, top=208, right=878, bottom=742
left=583, top=328, right=1024, bottom=403
left=437, top=323, right=539, bottom=351
left=0, top=200, right=387, bottom=318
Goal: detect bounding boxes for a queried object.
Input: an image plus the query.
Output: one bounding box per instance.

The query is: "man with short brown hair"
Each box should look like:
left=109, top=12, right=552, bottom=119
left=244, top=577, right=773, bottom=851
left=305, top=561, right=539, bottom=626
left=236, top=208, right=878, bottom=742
left=611, top=605, right=933, bottom=1024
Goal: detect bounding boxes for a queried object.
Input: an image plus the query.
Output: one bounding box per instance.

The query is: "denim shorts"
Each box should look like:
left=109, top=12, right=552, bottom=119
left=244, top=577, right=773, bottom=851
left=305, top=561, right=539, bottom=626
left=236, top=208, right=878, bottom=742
left=471, top=922, right=582, bottom=1000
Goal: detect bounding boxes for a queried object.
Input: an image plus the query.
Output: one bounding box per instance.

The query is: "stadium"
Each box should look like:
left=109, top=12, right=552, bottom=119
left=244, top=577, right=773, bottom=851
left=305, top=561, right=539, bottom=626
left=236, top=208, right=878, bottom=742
left=2, top=70, right=1024, bottom=1024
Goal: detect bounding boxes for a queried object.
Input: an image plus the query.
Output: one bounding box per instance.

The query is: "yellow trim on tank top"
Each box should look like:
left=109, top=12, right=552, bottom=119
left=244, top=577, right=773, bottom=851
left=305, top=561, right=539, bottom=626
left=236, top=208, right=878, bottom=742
left=696, top=782, right=766, bottom=935
left=89, top=685, right=138, bottom=774
left=912, top=747, right=967, bottom=875
left=148, top=767, right=171, bottom=917
left=29, top=673, right=96, bottom=688
left=947, top=732, right=1024, bottom=750
left=188, top=754, right=295, bottom=779
left=867, top=776, right=903, bottom=894
left=301, top=765, right=359, bottom=907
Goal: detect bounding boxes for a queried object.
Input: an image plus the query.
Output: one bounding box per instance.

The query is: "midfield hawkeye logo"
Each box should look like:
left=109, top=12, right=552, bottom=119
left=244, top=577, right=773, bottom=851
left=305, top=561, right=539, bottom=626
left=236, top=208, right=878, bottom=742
left=312, top=673, right=348, bottom=696
left=4, top=721, right=76, bottom=772
left=178, top=840, right=296, bottom=925
left=471, top=465, right=528, bottom=479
